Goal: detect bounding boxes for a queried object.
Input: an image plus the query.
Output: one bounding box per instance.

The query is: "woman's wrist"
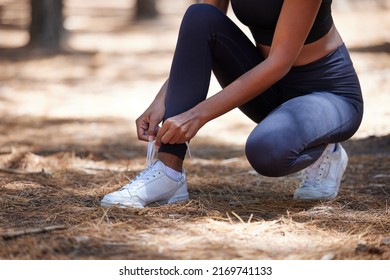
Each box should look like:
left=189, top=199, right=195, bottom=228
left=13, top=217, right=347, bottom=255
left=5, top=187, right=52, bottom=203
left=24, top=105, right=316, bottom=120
left=152, top=95, right=165, bottom=108
left=192, top=103, right=211, bottom=127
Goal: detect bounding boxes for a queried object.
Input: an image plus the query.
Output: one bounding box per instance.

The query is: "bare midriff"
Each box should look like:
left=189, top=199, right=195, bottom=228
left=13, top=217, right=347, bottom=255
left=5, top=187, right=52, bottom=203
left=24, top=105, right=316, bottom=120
left=257, top=24, right=344, bottom=67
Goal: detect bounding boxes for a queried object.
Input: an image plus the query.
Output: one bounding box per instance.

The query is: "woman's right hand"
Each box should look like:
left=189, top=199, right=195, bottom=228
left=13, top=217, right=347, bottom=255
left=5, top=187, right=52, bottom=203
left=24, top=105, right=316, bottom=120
left=135, top=100, right=165, bottom=142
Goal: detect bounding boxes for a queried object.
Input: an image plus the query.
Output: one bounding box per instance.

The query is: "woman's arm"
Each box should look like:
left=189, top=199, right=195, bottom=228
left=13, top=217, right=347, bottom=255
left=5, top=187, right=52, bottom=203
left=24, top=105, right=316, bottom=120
left=136, top=1, right=230, bottom=142
left=135, top=79, right=168, bottom=141
left=196, top=0, right=323, bottom=122
left=156, top=0, right=322, bottom=146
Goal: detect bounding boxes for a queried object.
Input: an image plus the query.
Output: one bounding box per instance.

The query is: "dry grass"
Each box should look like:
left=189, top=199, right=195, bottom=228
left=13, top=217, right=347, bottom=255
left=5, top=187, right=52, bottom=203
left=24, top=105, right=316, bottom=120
left=0, top=133, right=389, bottom=259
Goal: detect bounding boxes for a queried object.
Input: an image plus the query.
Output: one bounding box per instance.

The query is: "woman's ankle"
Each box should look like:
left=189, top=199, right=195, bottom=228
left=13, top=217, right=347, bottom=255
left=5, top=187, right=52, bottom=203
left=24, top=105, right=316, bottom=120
left=157, top=152, right=184, bottom=172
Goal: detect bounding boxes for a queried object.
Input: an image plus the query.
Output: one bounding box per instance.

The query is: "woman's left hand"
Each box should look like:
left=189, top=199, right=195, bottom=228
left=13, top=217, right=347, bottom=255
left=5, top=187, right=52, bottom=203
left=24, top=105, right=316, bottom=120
left=155, top=108, right=204, bottom=147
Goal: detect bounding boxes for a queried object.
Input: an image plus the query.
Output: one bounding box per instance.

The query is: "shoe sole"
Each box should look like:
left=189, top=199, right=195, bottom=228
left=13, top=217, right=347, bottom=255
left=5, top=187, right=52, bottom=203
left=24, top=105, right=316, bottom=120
left=100, top=201, right=143, bottom=208
left=156, top=193, right=189, bottom=205
left=100, top=193, right=189, bottom=208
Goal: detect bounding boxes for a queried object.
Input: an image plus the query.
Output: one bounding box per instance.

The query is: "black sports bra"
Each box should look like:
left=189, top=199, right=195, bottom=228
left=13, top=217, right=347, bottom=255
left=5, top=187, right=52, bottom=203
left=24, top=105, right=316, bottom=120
left=231, top=0, right=333, bottom=46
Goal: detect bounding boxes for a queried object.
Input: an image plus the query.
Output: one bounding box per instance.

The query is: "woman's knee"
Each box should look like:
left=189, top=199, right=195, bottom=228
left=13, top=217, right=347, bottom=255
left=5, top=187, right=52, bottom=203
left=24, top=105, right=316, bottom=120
left=185, top=3, right=223, bottom=17
left=245, top=134, right=293, bottom=177
left=182, top=4, right=225, bottom=30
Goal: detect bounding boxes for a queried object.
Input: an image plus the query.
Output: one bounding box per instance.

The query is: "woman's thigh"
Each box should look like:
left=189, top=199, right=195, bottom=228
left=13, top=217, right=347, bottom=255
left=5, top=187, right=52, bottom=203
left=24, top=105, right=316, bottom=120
left=160, top=4, right=282, bottom=158
left=171, top=4, right=282, bottom=123
left=245, top=92, right=363, bottom=177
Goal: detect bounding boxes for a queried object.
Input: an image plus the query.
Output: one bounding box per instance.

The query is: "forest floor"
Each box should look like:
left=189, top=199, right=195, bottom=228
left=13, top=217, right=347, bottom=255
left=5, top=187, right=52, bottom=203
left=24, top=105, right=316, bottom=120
left=0, top=0, right=389, bottom=260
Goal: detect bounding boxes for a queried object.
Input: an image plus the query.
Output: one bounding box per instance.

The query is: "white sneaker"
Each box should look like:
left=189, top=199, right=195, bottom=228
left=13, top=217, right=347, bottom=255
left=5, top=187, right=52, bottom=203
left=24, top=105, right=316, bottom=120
left=293, top=143, right=348, bottom=200
left=101, top=160, right=189, bottom=208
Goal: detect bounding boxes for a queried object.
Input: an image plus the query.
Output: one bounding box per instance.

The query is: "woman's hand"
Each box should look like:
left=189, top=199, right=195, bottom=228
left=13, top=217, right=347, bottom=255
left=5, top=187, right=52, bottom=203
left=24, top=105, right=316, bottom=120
left=136, top=80, right=170, bottom=141
left=136, top=100, right=165, bottom=142
left=155, top=108, right=204, bottom=147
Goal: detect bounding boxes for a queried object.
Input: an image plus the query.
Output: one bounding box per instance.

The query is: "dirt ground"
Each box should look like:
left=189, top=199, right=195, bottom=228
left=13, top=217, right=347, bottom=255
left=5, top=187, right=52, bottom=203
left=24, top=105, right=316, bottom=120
left=0, top=0, right=389, bottom=260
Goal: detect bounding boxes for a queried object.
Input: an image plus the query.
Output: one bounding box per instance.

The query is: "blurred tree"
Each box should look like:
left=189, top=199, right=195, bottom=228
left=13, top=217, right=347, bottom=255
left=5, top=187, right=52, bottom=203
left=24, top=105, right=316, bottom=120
left=135, top=0, right=158, bottom=20
left=28, top=0, right=64, bottom=51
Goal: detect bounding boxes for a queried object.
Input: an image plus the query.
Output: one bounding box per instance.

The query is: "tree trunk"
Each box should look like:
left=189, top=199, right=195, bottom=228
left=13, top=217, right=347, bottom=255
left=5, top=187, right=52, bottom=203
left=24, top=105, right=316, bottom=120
left=28, top=0, right=64, bottom=50
left=135, top=0, right=158, bottom=20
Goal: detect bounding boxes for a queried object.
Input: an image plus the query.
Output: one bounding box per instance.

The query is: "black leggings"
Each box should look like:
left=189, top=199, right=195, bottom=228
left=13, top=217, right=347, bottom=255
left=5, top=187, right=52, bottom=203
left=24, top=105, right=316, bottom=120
left=159, top=4, right=363, bottom=177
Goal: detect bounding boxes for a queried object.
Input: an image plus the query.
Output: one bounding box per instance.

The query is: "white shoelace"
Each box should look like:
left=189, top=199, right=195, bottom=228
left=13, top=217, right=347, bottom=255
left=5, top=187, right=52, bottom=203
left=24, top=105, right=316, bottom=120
left=146, top=139, right=157, bottom=168
left=300, top=144, right=335, bottom=187
left=302, top=154, right=330, bottom=187
left=146, top=139, right=191, bottom=168
left=119, top=141, right=157, bottom=190
left=121, top=140, right=192, bottom=190
left=185, top=141, right=192, bottom=158
left=122, top=161, right=158, bottom=190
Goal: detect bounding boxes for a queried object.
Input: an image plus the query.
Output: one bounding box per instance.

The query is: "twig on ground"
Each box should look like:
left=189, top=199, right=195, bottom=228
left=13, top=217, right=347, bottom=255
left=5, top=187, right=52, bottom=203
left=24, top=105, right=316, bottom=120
left=247, top=213, right=254, bottom=224
left=2, top=225, right=66, bottom=240
left=231, top=211, right=245, bottom=224
left=0, top=168, right=50, bottom=176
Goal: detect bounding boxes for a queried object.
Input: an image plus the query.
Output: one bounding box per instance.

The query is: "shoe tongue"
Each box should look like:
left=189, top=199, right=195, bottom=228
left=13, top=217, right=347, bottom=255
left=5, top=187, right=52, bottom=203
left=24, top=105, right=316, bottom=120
left=325, top=143, right=336, bottom=154
left=150, top=159, right=165, bottom=172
